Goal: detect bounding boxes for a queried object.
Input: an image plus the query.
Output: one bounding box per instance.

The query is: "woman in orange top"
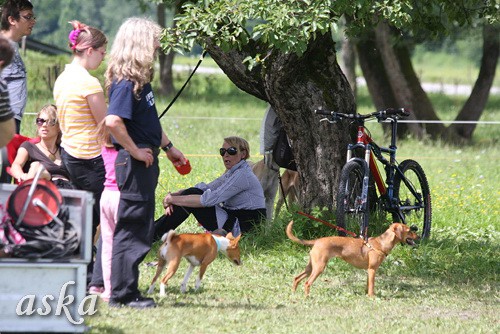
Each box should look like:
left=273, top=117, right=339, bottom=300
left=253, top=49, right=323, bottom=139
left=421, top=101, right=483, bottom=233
left=53, top=20, right=107, bottom=291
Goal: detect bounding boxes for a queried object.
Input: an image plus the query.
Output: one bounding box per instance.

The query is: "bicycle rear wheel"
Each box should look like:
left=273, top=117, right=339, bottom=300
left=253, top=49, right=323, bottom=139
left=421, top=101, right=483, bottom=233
left=336, top=160, right=369, bottom=238
left=393, top=159, right=432, bottom=239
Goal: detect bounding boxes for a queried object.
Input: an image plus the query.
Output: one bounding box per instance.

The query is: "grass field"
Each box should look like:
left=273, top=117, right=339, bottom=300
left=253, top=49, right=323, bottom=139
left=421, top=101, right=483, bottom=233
left=19, top=51, right=500, bottom=333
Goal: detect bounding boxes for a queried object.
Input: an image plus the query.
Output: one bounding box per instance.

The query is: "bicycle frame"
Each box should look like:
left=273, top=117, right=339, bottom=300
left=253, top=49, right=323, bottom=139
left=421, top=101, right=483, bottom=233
left=316, top=107, right=431, bottom=239
left=345, top=118, right=414, bottom=223
left=346, top=125, right=387, bottom=196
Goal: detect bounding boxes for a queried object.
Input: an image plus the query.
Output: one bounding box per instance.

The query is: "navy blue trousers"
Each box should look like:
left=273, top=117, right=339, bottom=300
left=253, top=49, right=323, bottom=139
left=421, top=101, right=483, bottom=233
left=110, top=148, right=159, bottom=302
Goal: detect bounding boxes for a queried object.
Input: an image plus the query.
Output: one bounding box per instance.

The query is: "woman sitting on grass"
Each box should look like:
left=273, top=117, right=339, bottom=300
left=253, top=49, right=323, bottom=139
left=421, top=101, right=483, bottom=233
left=154, top=136, right=266, bottom=241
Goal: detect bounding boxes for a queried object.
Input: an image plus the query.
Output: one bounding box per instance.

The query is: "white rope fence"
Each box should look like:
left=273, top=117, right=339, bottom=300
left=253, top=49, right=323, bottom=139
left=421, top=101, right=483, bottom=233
left=22, top=113, right=500, bottom=124
left=376, top=119, right=500, bottom=125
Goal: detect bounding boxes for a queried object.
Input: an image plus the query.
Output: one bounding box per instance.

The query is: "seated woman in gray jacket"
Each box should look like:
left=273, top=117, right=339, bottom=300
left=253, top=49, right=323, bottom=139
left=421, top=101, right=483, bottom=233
left=154, top=136, right=266, bottom=240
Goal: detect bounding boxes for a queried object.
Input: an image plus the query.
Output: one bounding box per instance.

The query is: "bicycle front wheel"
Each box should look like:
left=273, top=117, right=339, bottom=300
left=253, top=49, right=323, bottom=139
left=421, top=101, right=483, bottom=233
left=336, top=160, right=369, bottom=238
left=393, top=159, right=432, bottom=239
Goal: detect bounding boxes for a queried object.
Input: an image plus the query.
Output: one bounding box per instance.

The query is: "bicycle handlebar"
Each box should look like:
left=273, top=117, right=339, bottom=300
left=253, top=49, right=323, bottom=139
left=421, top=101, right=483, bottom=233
left=314, top=108, right=410, bottom=121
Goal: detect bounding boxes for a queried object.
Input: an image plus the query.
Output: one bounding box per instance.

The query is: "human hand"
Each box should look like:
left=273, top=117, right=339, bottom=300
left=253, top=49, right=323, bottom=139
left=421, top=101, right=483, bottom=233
left=163, top=193, right=174, bottom=215
left=131, top=147, right=154, bottom=167
left=166, top=147, right=187, bottom=166
left=164, top=205, right=174, bottom=216
left=162, top=193, right=173, bottom=207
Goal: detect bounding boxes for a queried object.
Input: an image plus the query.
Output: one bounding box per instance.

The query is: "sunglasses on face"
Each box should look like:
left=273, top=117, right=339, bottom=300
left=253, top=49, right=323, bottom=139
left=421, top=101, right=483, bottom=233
left=36, top=118, right=57, bottom=127
left=21, top=14, right=37, bottom=21
left=219, top=147, right=238, bottom=156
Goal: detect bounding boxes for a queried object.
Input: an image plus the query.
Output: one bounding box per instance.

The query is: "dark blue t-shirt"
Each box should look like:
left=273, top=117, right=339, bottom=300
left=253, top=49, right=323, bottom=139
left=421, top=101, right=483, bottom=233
left=107, top=80, right=162, bottom=147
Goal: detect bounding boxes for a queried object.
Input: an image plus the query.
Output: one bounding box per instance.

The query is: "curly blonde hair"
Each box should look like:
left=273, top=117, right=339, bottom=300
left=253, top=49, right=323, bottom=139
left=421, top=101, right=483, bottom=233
left=105, top=17, right=163, bottom=99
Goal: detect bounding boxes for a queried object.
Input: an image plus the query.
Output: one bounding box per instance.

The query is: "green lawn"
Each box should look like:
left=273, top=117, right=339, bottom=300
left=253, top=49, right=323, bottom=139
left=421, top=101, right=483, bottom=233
left=88, top=81, right=498, bottom=334
left=19, top=52, right=500, bottom=333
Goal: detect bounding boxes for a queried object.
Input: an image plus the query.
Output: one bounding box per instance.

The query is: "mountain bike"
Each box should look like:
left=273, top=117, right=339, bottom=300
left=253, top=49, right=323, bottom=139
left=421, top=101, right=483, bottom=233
left=314, top=108, right=431, bottom=240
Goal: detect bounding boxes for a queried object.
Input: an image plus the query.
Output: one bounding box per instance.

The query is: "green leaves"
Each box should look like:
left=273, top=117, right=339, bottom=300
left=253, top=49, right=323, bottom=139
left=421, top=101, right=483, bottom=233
left=161, top=0, right=338, bottom=59
left=160, top=0, right=498, bottom=65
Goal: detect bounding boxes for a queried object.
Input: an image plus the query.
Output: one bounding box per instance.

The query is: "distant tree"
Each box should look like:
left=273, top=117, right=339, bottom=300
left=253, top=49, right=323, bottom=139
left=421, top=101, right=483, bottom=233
left=30, top=0, right=155, bottom=49
left=357, top=20, right=499, bottom=140
left=448, top=24, right=499, bottom=140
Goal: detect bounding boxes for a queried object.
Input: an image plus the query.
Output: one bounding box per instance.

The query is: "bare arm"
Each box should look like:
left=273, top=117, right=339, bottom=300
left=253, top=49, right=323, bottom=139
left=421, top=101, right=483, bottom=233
left=162, top=193, right=203, bottom=215
left=9, top=147, right=30, bottom=182
left=87, top=92, right=107, bottom=123
left=160, top=130, right=186, bottom=165
left=163, top=193, right=202, bottom=208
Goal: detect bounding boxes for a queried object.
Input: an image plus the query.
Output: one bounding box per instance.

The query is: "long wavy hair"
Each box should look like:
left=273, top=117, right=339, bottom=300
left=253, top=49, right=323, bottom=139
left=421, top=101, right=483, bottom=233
left=105, top=17, right=162, bottom=99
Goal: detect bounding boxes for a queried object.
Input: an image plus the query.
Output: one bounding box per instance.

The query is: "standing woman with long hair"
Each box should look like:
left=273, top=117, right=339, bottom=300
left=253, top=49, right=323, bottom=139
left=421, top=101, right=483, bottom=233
left=53, top=20, right=107, bottom=291
left=105, top=17, right=186, bottom=309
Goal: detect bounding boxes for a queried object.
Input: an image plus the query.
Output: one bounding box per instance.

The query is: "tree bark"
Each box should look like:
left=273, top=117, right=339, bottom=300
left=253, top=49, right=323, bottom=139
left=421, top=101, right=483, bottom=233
left=448, top=24, right=500, bottom=140
left=356, top=30, right=399, bottom=136
left=157, top=3, right=176, bottom=95
left=341, top=35, right=357, bottom=98
left=374, top=21, right=425, bottom=138
left=206, top=32, right=356, bottom=209
left=393, top=42, right=446, bottom=138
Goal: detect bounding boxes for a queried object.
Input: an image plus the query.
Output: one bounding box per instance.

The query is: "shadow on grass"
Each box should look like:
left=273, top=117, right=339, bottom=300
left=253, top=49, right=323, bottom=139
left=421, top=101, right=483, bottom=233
left=162, top=300, right=266, bottom=310
left=243, top=213, right=498, bottom=290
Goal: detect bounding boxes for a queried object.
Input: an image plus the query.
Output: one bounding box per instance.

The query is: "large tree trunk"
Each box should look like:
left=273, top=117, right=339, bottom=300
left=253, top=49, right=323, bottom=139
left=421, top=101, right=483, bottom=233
left=447, top=24, right=500, bottom=140
left=206, top=32, right=356, bottom=210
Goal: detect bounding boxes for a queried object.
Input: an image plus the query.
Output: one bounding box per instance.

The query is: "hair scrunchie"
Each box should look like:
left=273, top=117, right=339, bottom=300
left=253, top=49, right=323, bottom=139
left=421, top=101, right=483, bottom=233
left=68, top=29, right=81, bottom=50
left=68, top=20, right=88, bottom=51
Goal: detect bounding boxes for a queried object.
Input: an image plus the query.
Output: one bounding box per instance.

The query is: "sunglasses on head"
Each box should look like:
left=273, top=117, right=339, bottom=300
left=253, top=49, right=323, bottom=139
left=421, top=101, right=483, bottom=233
left=36, top=118, right=57, bottom=127
left=219, top=147, right=238, bottom=156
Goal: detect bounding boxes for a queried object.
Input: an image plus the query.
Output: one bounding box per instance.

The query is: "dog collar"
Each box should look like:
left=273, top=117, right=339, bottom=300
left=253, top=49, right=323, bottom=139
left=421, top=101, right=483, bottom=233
left=211, top=235, right=222, bottom=251
left=364, top=242, right=388, bottom=257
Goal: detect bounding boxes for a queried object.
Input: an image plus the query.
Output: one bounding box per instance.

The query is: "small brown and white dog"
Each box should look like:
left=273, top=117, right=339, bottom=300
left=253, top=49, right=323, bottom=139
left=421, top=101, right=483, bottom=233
left=286, top=221, right=418, bottom=297
left=147, top=230, right=242, bottom=296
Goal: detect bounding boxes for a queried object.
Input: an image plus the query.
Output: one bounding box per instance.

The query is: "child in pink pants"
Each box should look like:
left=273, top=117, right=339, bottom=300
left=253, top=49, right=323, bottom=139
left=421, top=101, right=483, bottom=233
left=98, top=127, right=119, bottom=302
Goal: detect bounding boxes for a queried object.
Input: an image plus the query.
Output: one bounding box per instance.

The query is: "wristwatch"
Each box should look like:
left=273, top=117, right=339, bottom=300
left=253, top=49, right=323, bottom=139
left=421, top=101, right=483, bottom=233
left=161, top=142, right=173, bottom=153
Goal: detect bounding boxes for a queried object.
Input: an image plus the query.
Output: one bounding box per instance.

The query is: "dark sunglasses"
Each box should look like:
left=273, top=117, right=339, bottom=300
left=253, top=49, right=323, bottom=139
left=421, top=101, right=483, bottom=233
left=219, top=147, right=238, bottom=156
left=36, top=118, right=57, bottom=127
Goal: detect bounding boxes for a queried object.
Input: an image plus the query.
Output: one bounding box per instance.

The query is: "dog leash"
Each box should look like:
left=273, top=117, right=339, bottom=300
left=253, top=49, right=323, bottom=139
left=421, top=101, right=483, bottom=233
left=277, top=172, right=290, bottom=211
left=158, top=51, right=207, bottom=120
left=296, top=211, right=357, bottom=237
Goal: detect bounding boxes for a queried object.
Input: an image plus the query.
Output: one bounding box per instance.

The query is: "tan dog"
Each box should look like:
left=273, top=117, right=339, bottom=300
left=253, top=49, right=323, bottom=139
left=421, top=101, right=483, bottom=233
left=286, top=221, right=418, bottom=296
left=251, top=159, right=279, bottom=220
left=274, top=169, right=299, bottom=219
left=251, top=159, right=300, bottom=219
left=147, top=230, right=241, bottom=296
